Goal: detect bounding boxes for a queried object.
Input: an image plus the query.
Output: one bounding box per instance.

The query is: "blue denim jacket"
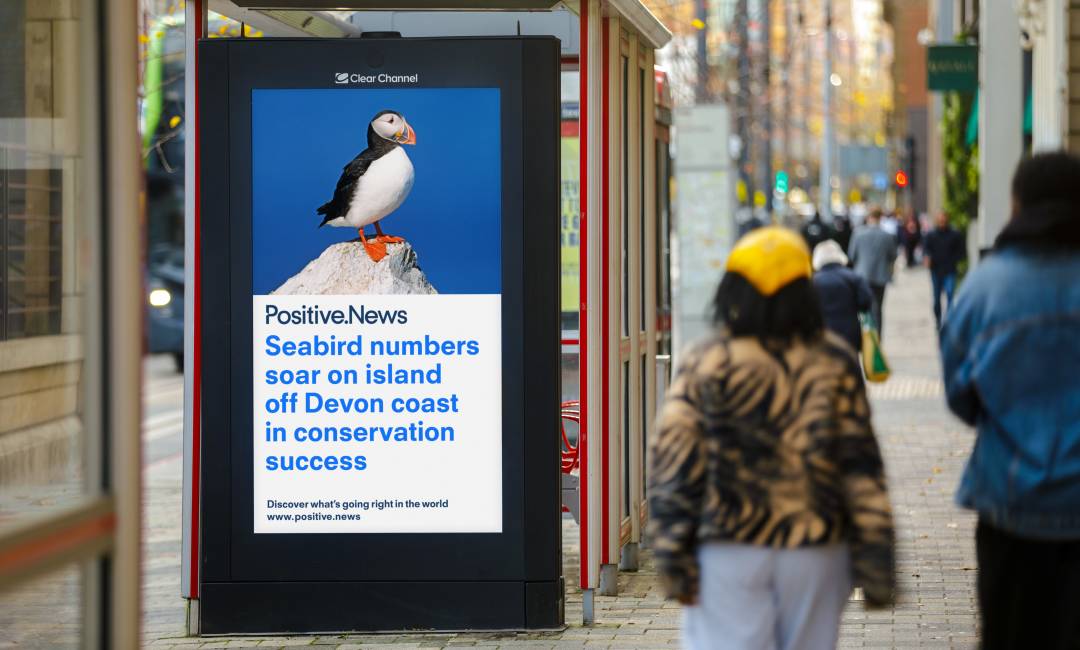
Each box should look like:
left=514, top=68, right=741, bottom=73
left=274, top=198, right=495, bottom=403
left=940, top=246, right=1080, bottom=539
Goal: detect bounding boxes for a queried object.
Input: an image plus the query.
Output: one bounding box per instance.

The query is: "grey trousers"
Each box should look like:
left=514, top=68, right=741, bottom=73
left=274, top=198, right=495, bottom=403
left=869, top=283, right=886, bottom=338
left=682, top=543, right=852, bottom=650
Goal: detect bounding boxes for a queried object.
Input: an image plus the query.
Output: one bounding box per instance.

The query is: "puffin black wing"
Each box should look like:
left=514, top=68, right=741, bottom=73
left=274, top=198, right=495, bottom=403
left=316, top=149, right=380, bottom=227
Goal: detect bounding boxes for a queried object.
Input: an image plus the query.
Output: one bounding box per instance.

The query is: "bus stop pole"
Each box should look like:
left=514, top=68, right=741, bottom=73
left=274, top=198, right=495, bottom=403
left=181, top=0, right=207, bottom=634
left=581, top=0, right=604, bottom=625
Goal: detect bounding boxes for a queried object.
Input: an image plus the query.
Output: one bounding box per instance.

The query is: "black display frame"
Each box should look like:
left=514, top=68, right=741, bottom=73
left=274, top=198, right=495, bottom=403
left=198, top=36, right=561, bottom=634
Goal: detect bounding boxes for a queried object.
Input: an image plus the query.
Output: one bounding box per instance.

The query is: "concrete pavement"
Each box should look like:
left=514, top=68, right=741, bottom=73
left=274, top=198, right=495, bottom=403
left=137, top=265, right=979, bottom=649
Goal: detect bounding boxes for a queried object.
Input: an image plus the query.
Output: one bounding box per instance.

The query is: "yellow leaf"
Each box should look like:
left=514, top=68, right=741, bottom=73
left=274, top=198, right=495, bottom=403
left=169, top=115, right=182, bottom=129
left=691, top=18, right=705, bottom=30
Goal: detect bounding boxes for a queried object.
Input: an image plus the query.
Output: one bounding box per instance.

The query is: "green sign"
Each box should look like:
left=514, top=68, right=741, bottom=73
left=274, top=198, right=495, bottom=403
left=927, top=44, right=977, bottom=92
left=775, top=170, right=789, bottom=194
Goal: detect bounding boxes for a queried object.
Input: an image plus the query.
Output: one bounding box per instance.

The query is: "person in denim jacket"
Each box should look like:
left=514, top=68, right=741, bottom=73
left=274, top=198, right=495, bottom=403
left=940, top=151, right=1080, bottom=650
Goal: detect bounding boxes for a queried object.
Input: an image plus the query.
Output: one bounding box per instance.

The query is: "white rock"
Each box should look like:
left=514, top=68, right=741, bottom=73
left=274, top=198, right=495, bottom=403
left=273, top=240, right=437, bottom=295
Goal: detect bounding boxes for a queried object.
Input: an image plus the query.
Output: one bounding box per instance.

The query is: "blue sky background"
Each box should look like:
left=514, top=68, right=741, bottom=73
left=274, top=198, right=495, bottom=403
left=251, top=88, right=501, bottom=294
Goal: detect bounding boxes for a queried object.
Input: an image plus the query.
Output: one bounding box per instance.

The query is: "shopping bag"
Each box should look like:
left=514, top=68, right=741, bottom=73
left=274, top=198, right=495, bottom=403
left=859, top=313, right=891, bottom=383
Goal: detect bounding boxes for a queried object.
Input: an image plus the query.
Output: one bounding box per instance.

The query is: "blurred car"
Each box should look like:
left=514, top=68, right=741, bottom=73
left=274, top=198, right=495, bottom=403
left=146, top=243, right=185, bottom=371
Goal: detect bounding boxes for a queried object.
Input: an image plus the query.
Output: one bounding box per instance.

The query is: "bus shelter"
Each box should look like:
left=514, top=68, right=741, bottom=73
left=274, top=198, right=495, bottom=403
left=182, top=0, right=670, bottom=630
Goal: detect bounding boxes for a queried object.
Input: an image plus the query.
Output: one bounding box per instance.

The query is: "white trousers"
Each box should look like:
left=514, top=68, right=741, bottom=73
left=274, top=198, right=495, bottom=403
left=681, top=543, right=852, bottom=650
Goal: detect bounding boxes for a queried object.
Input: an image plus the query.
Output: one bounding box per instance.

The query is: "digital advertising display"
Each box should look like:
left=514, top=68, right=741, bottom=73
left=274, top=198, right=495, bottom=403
left=197, top=36, right=560, bottom=633
left=250, top=88, right=503, bottom=534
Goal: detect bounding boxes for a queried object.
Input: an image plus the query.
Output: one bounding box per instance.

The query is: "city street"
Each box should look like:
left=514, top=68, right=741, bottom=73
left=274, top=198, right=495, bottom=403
left=144, top=265, right=980, bottom=649
left=4, top=1, right=1067, bottom=645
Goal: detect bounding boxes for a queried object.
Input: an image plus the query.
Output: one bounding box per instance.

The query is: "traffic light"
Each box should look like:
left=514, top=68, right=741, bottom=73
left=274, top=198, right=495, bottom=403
left=775, top=169, right=789, bottom=195
left=895, top=170, right=909, bottom=188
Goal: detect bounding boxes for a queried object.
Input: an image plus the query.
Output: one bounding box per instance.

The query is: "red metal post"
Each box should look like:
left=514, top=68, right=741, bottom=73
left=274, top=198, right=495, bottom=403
left=577, top=0, right=590, bottom=590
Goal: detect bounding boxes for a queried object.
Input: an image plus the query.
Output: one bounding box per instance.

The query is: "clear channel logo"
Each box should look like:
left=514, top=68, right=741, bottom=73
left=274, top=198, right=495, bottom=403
left=332, top=72, right=421, bottom=85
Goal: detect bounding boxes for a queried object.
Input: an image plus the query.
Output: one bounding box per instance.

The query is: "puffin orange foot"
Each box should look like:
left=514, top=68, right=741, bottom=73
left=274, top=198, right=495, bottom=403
left=363, top=241, right=388, bottom=262
left=374, top=234, right=404, bottom=244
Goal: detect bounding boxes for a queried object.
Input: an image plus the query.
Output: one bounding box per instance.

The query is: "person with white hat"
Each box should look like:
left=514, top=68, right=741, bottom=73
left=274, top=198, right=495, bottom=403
left=812, top=239, right=874, bottom=354
left=649, top=227, right=895, bottom=650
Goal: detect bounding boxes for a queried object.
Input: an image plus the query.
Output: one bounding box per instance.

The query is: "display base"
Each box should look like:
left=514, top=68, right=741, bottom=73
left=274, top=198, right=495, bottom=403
left=200, top=580, right=562, bottom=634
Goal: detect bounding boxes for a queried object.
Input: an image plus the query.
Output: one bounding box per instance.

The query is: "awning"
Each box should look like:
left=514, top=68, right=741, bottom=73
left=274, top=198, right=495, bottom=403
left=965, top=89, right=1033, bottom=148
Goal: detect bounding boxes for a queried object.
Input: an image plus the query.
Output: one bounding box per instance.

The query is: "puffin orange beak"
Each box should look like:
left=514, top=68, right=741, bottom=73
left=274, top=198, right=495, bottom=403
left=396, top=123, right=416, bottom=145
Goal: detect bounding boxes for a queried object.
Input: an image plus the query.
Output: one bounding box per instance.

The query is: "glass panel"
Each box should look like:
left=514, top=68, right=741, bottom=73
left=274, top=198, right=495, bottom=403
left=0, top=0, right=93, bottom=531
left=561, top=350, right=579, bottom=406
left=621, top=56, right=629, bottom=338
left=639, top=67, right=646, bottom=332
left=0, top=563, right=84, bottom=647
left=560, top=351, right=579, bottom=448
left=560, top=82, right=580, bottom=331
left=621, top=360, right=630, bottom=520
left=641, top=354, right=647, bottom=492
left=656, top=141, right=672, bottom=357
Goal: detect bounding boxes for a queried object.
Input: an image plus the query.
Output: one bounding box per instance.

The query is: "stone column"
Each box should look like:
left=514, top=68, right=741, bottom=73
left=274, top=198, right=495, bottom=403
left=977, top=0, right=1022, bottom=255
left=1030, top=0, right=1068, bottom=152
left=926, top=0, right=955, bottom=218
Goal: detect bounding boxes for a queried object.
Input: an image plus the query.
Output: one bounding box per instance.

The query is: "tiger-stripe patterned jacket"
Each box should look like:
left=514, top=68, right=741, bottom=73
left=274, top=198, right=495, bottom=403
left=648, top=330, right=896, bottom=608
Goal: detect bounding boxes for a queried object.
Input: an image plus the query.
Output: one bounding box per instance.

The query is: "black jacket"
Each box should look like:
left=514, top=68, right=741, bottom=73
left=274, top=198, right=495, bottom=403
left=813, top=263, right=874, bottom=352
left=802, top=215, right=835, bottom=251
left=923, top=226, right=966, bottom=275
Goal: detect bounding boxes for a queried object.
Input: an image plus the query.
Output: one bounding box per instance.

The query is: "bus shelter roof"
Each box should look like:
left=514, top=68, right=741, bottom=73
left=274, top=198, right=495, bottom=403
left=232, top=0, right=562, bottom=8
left=214, top=0, right=669, bottom=49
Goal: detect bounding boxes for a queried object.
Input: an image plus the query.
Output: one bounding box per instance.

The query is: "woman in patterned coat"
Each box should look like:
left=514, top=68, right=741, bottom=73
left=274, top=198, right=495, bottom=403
left=648, top=226, right=895, bottom=650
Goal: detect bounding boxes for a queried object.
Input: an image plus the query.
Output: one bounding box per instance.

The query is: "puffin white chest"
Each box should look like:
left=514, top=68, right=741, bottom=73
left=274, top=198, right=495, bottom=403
left=345, top=147, right=415, bottom=228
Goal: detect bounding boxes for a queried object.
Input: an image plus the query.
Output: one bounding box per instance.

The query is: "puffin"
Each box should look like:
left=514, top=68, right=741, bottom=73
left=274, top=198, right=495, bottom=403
left=317, top=110, right=417, bottom=262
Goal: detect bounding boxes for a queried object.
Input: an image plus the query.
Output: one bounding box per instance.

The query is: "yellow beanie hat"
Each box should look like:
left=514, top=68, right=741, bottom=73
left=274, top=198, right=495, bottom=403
left=725, top=226, right=812, bottom=296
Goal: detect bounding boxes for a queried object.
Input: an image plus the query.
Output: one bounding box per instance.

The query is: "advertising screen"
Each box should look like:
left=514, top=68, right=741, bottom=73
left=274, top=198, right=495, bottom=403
left=197, top=36, right=560, bottom=633
left=250, top=87, right=503, bottom=534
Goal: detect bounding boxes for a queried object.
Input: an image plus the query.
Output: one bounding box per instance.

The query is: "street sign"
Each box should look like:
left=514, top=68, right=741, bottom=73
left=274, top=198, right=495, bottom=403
left=839, top=144, right=888, bottom=177
left=673, top=104, right=735, bottom=355
left=198, top=36, right=561, bottom=634
left=927, top=44, right=977, bottom=92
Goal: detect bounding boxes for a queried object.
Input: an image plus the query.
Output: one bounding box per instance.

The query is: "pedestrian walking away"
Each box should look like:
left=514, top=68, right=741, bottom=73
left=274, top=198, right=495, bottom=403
left=880, top=210, right=900, bottom=240
left=922, top=211, right=966, bottom=329
left=831, top=212, right=854, bottom=254
left=800, top=210, right=834, bottom=252
left=649, top=226, right=895, bottom=650
left=812, top=239, right=874, bottom=355
left=847, top=208, right=897, bottom=338
left=901, top=210, right=922, bottom=268
left=940, top=151, right=1080, bottom=650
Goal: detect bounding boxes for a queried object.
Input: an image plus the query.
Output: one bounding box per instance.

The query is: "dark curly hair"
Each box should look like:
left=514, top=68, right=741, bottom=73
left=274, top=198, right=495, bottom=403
left=712, top=272, right=824, bottom=343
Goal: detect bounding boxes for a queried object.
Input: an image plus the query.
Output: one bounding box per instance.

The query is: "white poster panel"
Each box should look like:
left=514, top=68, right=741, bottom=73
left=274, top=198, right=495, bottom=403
left=253, top=295, right=502, bottom=533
